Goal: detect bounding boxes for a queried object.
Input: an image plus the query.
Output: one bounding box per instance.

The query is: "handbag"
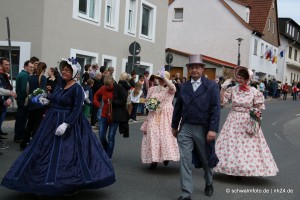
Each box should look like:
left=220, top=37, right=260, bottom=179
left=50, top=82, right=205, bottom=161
left=107, top=99, right=113, bottom=124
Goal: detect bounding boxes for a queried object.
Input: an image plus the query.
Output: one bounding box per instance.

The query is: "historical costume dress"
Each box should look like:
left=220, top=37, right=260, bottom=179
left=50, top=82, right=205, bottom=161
left=214, top=86, right=279, bottom=176
left=1, top=81, right=115, bottom=195
left=140, top=85, right=180, bottom=163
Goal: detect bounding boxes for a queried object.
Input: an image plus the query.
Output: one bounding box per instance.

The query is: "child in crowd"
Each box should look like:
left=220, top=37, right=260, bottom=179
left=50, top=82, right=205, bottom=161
left=130, top=82, right=143, bottom=122
left=83, top=79, right=94, bottom=117
left=137, top=75, right=145, bottom=115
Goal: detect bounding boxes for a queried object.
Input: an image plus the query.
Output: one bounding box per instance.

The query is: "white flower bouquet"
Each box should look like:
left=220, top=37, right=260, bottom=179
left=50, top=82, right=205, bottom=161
left=29, top=88, right=46, bottom=99
left=145, top=98, right=160, bottom=112
left=29, top=88, right=47, bottom=105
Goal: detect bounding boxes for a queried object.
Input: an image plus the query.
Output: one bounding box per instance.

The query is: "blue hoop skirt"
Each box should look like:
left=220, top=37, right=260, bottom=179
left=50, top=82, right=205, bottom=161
left=1, top=84, right=115, bottom=195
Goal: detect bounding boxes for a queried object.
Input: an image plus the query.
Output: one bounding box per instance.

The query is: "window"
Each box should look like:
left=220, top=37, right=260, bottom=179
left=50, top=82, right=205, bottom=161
left=289, top=25, right=293, bottom=35
left=291, top=73, right=293, bottom=84
left=295, top=49, right=298, bottom=61
left=128, top=9, right=133, bottom=30
left=125, top=0, right=138, bottom=35
left=139, top=0, right=157, bottom=42
left=292, top=27, right=295, bottom=37
left=260, top=43, right=264, bottom=57
left=268, top=18, right=271, bottom=31
left=0, top=47, right=20, bottom=79
left=272, top=22, right=275, bottom=33
left=79, top=0, right=95, bottom=18
left=289, top=46, right=292, bottom=58
left=102, top=55, right=117, bottom=79
left=104, top=0, right=120, bottom=31
left=73, top=0, right=101, bottom=26
left=253, top=39, right=258, bottom=55
left=70, top=48, right=98, bottom=83
left=286, top=23, right=289, bottom=34
left=103, top=59, right=110, bottom=68
left=106, top=0, right=112, bottom=25
left=141, top=6, right=150, bottom=36
left=174, top=8, right=183, bottom=21
left=0, top=41, right=30, bottom=80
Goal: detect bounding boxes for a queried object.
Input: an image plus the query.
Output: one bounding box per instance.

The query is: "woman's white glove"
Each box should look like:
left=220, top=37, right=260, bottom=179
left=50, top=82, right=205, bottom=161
left=39, top=97, right=50, bottom=105
left=221, top=78, right=232, bottom=89
left=55, top=123, right=69, bottom=136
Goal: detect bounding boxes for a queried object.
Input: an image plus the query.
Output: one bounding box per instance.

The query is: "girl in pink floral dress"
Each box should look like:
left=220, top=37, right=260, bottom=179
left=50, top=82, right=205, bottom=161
left=141, top=70, right=180, bottom=169
left=214, top=67, right=278, bottom=177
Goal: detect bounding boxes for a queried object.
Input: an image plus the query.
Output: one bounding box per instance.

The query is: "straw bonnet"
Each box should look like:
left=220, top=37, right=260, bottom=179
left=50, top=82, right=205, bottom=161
left=153, top=71, right=170, bottom=80
left=234, top=66, right=253, bottom=81
left=186, top=54, right=206, bottom=67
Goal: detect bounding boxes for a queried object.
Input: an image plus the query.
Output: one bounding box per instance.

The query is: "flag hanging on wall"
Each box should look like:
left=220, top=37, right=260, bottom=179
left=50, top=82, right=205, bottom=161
left=272, top=56, right=277, bottom=64
left=279, top=50, right=284, bottom=58
left=265, top=49, right=271, bottom=60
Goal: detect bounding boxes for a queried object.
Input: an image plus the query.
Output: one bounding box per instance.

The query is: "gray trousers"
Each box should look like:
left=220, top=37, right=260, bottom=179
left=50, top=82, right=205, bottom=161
left=177, top=123, right=213, bottom=198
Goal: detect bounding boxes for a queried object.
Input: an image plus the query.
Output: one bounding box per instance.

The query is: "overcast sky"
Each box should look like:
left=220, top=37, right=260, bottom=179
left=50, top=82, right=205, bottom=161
left=277, top=0, right=300, bottom=24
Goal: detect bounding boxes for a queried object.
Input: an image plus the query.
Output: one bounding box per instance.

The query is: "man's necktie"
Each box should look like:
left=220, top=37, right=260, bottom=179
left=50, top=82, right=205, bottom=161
left=192, top=82, right=199, bottom=92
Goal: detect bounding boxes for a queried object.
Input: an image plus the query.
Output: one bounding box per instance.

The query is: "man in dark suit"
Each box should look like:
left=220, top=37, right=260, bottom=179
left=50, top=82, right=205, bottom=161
left=172, top=54, right=220, bottom=200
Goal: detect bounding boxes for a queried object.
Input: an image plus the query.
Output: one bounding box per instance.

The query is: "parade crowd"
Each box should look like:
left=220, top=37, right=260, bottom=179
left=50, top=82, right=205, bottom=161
left=0, top=54, right=298, bottom=199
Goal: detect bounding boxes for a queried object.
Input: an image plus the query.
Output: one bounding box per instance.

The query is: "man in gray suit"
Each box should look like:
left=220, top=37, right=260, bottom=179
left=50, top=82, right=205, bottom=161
left=172, top=54, right=220, bottom=200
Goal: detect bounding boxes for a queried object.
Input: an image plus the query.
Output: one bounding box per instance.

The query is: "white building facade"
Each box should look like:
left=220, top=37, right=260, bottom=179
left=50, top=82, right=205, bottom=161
left=278, top=18, right=300, bottom=84
left=0, top=0, right=169, bottom=80
left=167, top=0, right=280, bottom=81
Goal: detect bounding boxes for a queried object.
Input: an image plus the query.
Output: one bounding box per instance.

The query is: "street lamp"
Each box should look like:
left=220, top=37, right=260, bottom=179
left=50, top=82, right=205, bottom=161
left=236, top=38, right=243, bottom=66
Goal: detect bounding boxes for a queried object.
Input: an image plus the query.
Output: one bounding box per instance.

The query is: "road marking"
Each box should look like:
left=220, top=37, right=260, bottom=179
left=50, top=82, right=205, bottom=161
left=274, top=133, right=285, bottom=142
left=272, top=119, right=283, bottom=126
left=296, top=114, right=300, bottom=116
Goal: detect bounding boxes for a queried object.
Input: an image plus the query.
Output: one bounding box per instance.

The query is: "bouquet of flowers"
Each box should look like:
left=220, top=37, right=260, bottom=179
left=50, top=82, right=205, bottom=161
left=29, top=88, right=46, bottom=100
left=28, top=88, right=49, bottom=105
left=250, top=108, right=262, bottom=123
left=247, top=108, right=262, bottom=135
left=145, top=98, right=160, bottom=112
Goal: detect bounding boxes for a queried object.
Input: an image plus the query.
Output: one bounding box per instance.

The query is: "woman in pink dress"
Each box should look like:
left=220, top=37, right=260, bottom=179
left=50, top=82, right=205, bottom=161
left=214, top=66, right=278, bottom=177
left=141, top=70, right=180, bottom=169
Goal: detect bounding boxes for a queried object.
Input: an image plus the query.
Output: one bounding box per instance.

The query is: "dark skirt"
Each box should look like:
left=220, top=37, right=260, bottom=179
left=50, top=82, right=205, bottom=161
left=1, top=107, right=115, bottom=195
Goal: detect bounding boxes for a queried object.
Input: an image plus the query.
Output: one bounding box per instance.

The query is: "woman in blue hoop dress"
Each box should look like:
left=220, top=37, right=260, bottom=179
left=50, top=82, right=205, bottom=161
left=1, top=58, right=115, bottom=195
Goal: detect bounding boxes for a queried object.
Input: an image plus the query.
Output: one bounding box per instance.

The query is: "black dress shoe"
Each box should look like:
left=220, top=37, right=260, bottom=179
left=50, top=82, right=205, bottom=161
left=205, top=184, right=214, bottom=196
left=163, top=160, right=169, bottom=166
left=177, top=196, right=191, bottom=200
left=148, top=162, right=157, bottom=169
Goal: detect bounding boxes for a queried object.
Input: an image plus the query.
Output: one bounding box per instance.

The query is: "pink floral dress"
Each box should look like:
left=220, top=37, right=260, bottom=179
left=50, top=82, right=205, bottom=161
left=214, top=86, right=279, bottom=176
left=140, top=85, right=180, bottom=163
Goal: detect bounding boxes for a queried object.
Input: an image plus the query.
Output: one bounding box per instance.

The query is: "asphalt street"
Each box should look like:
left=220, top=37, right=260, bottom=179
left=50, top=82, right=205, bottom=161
left=0, top=97, right=299, bottom=200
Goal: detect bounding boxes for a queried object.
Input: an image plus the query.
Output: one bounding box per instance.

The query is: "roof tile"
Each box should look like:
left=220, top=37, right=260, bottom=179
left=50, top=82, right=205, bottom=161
left=234, top=0, right=273, bottom=33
